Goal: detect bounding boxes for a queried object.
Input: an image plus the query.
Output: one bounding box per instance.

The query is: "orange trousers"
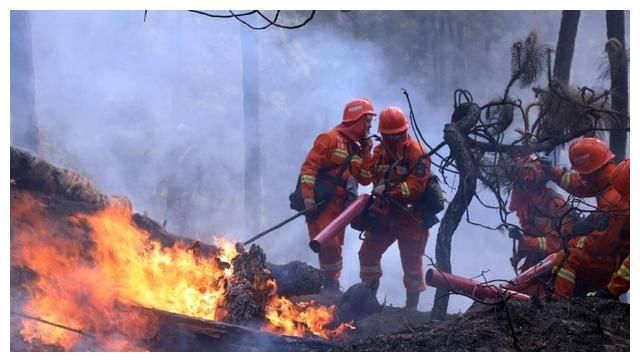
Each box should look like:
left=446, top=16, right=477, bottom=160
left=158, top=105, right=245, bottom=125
left=553, top=248, right=619, bottom=299
left=358, top=230, right=429, bottom=292
left=607, top=256, right=630, bottom=297
left=306, top=197, right=346, bottom=281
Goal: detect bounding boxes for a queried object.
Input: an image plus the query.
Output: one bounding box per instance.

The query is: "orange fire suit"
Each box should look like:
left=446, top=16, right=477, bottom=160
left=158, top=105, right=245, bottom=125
left=606, top=163, right=630, bottom=297
left=509, top=186, right=573, bottom=271
left=607, top=256, right=630, bottom=296
left=300, top=128, right=372, bottom=281
left=549, top=165, right=629, bottom=299
left=357, top=138, right=431, bottom=292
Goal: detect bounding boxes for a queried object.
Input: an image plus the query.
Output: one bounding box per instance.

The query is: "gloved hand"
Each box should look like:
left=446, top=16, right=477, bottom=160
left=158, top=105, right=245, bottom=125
left=303, top=198, right=317, bottom=215
left=372, top=184, right=386, bottom=198
left=360, top=138, right=373, bottom=155
left=593, top=213, right=610, bottom=231
left=508, top=227, right=523, bottom=241
left=572, top=213, right=610, bottom=236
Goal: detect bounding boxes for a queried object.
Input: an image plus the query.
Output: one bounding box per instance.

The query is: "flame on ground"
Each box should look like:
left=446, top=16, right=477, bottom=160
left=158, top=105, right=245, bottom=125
left=11, top=193, right=351, bottom=351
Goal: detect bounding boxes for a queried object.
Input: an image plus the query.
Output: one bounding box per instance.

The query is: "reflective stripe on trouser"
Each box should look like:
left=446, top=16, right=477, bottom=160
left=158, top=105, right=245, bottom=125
left=553, top=248, right=618, bottom=299
left=307, top=198, right=345, bottom=281
left=358, top=231, right=429, bottom=292
left=607, top=256, right=630, bottom=297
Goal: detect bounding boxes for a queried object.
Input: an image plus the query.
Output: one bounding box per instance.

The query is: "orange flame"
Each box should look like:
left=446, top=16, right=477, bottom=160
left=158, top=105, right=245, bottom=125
left=11, top=193, right=351, bottom=351
left=264, top=296, right=354, bottom=340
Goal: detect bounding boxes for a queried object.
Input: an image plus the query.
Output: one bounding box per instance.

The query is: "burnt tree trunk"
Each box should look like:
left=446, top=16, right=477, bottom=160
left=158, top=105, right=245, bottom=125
left=242, top=28, right=262, bottom=234
left=431, top=103, right=481, bottom=321
left=552, top=10, right=580, bottom=83
left=606, top=10, right=629, bottom=162
left=10, top=11, right=40, bottom=154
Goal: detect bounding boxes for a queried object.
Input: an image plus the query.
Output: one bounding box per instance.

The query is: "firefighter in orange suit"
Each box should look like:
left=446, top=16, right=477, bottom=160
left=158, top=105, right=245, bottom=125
left=541, top=138, right=629, bottom=299
left=508, top=156, right=575, bottom=272
left=357, top=106, right=431, bottom=310
left=300, top=98, right=377, bottom=293
left=589, top=159, right=630, bottom=298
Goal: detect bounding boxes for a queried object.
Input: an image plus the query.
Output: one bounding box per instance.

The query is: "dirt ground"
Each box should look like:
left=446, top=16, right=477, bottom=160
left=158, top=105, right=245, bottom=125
left=337, top=297, right=629, bottom=352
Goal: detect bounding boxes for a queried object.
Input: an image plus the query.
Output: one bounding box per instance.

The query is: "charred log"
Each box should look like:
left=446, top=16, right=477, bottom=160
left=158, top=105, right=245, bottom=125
left=266, top=261, right=323, bottom=297
left=220, top=244, right=275, bottom=325
left=11, top=146, right=109, bottom=207
left=148, top=307, right=334, bottom=351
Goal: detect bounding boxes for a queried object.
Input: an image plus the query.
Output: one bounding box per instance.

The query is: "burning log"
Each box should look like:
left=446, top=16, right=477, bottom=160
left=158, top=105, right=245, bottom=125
left=10, top=146, right=109, bottom=206
left=220, top=243, right=275, bottom=325
left=10, top=147, right=352, bottom=350
left=146, top=308, right=335, bottom=351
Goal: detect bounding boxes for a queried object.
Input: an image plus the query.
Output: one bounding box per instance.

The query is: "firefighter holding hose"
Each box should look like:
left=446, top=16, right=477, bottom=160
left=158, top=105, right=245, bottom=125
left=356, top=106, right=432, bottom=310
left=294, top=98, right=377, bottom=293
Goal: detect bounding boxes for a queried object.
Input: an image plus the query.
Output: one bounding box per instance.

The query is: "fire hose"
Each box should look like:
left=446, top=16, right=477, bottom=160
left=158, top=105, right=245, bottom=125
left=243, top=200, right=327, bottom=246
left=10, top=310, right=96, bottom=339
left=424, top=269, right=531, bottom=302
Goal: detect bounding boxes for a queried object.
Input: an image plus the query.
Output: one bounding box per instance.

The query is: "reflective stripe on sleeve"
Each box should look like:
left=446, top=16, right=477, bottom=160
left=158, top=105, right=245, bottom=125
left=400, top=182, right=410, bottom=197
left=360, top=169, right=372, bottom=178
left=301, top=175, right=316, bottom=184
left=561, top=171, right=572, bottom=189
left=537, top=237, right=547, bottom=252
left=331, top=148, right=349, bottom=159
left=616, top=264, right=630, bottom=281
left=556, top=268, right=576, bottom=284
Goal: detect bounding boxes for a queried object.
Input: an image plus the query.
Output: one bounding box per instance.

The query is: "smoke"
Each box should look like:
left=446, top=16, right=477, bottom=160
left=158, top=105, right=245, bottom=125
left=17, top=10, right=626, bottom=315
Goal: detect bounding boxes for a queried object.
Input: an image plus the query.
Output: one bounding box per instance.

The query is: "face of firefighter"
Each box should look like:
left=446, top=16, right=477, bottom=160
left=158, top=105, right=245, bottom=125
left=382, top=131, right=407, bottom=145
left=582, top=163, right=614, bottom=190
left=363, top=114, right=374, bottom=137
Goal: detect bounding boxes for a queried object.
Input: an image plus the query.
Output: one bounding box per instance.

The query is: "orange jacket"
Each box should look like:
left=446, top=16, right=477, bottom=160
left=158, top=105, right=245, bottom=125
left=360, top=138, right=431, bottom=230
left=509, top=186, right=571, bottom=255
left=300, top=128, right=372, bottom=201
left=550, top=165, right=629, bottom=256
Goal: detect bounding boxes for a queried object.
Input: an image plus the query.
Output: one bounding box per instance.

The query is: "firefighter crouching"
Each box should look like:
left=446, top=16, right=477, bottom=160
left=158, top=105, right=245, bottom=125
left=589, top=158, right=630, bottom=299
left=508, top=156, right=576, bottom=273
left=540, top=138, right=629, bottom=299
left=355, top=106, right=434, bottom=310
left=292, top=98, right=377, bottom=293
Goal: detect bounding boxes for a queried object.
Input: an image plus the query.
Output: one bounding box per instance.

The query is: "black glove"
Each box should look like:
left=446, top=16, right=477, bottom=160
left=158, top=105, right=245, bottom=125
left=572, top=213, right=610, bottom=236
left=508, top=227, right=523, bottom=241
left=594, top=213, right=610, bottom=231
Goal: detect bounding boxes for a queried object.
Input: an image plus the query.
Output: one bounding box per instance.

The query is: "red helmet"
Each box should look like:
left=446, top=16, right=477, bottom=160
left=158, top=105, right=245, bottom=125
left=343, top=98, right=376, bottom=123
left=568, top=137, right=615, bottom=175
left=378, top=106, right=409, bottom=134
left=611, top=159, right=630, bottom=197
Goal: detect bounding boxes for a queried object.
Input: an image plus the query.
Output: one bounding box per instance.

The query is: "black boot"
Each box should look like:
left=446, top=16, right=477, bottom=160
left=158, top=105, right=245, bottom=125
left=365, top=280, right=380, bottom=295
left=405, top=290, right=420, bottom=311
left=322, top=278, right=341, bottom=294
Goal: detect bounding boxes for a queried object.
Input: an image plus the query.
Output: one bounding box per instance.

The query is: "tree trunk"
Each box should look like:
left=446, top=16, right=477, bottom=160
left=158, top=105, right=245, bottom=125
left=430, top=103, right=481, bottom=321
left=552, top=10, right=580, bottom=83
left=606, top=10, right=629, bottom=162
left=10, top=11, right=40, bottom=154
left=242, top=28, right=261, bottom=234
